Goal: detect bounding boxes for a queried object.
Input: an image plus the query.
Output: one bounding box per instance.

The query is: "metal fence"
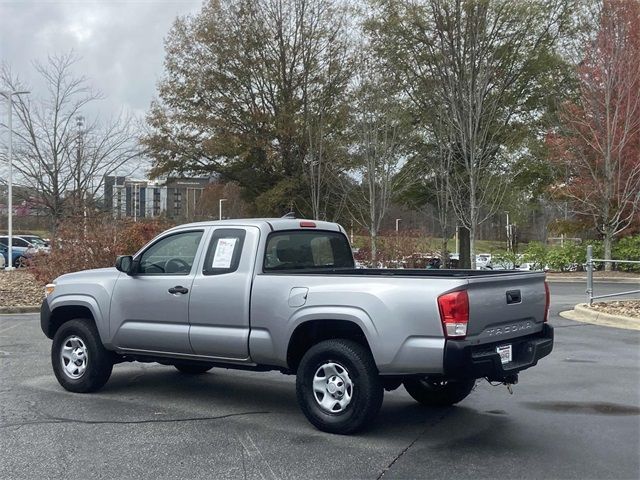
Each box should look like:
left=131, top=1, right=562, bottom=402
left=585, top=245, right=640, bottom=305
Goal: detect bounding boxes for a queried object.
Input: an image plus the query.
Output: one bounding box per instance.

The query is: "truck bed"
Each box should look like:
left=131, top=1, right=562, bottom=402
left=265, top=267, right=540, bottom=278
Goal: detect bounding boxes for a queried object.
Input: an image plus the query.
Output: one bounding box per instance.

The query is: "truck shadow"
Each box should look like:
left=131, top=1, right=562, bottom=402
left=101, top=364, right=461, bottom=433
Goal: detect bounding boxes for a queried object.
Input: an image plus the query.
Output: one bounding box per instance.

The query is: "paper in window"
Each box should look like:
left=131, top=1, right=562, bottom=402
left=211, top=238, right=237, bottom=268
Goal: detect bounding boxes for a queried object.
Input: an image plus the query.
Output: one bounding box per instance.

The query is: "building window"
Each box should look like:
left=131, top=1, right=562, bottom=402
left=115, top=189, right=122, bottom=219
left=174, top=189, right=182, bottom=217
left=153, top=189, right=161, bottom=216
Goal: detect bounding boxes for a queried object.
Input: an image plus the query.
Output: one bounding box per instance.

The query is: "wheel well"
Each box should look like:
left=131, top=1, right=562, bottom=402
left=49, top=305, right=95, bottom=337
left=286, top=320, right=371, bottom=372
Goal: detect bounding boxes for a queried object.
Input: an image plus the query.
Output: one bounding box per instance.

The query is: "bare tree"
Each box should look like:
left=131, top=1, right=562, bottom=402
left=368, top=0, right=573, bottom=267
left=339, top=64, right=414, bottom=263
left=0, top=53, right=141, bottom=228
left=430, top=121, right=454, bottom=266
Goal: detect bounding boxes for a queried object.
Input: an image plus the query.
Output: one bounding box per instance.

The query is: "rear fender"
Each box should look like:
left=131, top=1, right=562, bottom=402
left=284, top=306, right=379, bottom=362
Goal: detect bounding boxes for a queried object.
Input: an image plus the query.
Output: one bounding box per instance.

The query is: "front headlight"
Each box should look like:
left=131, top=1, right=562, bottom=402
left=44, top=283, right=56, bottom=297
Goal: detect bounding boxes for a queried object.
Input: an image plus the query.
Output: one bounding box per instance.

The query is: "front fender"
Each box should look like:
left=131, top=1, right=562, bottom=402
left=47, top=294, right=109, bottom=345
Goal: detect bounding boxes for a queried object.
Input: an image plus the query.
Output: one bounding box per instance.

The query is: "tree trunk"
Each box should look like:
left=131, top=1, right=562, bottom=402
left=441, top=236, right=449, bottom=268
left=603, top=234, right=613, bottom=272
left=469, top=227, right=476, bottom=270
left=370, top=230, right=377, bottom=266
left=458, top=227, right=471, bottom=269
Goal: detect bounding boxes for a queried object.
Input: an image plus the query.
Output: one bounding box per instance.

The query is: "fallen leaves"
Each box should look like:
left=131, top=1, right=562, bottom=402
left=589, top=300, right=640, bottom=319
left=0, top=271, right=44, bottom=308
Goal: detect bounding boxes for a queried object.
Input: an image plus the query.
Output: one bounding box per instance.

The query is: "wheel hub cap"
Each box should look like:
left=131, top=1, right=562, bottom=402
left=60, top=335, right=88, bottom=379
left=313, top=362, right=353, bottom=413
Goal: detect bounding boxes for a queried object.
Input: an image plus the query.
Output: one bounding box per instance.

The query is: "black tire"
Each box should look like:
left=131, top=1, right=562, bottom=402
left=173, top=363, right=213, bottom=374
left=13, top=256, right=27, bottom=268
left=296, top=339, right=383, bottom=434
left=403, top=377, right=475, bottom=406
left=51, top=319, right=113, bottom=393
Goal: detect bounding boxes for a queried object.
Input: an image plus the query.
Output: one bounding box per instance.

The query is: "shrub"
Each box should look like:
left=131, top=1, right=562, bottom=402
left=492, top=250, right=519, bottom=269
left=546, top=243, right=586, bottom=272
left=613, top=235, right=640, bottom=272
left=30, top=216, right=171, bottom=284
left=523, top=241, right=548, bottom=270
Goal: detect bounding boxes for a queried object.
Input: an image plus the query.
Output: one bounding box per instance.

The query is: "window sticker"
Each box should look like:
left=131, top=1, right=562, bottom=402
left=211, top=237, right=237, bottom=268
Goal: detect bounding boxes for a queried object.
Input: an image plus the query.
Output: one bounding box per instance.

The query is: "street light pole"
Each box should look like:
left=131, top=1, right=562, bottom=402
left=1, top=90, right=30, bottom=271
left=219, top=198, right=227, bottom=220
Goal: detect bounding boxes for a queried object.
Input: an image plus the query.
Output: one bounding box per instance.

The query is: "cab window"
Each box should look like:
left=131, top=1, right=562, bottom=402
left=138, top=230, right=203, bottom=275
left=264, top=231, right=354, bottom=271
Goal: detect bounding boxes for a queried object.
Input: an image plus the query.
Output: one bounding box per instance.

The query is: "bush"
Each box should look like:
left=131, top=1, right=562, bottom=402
left=546, top=243, right=586, bottom=272
left=492, top=250, right=519, bottom=269
left=522, top=241, right=548, bottom=270
left=353, top=230, right=428, bottom=267
left=30, top=217, right=171, bottom=283
left=613, top=235, right=640, bottom=272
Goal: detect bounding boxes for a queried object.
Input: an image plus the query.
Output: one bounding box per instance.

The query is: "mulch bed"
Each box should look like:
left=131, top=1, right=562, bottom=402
left=0, top=270, right=44, bottom=308
left=588, top=300, right=640, bottom=319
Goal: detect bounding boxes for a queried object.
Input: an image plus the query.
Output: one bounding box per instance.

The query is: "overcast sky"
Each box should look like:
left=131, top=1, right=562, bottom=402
left=0, top=0, right=203, bottom=118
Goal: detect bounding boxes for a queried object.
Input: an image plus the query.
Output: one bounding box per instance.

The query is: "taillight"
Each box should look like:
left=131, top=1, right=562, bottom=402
left=300, top=221, right=316, bottom=228
left=438, top=290, right=469, bottom=338
left=544, top=281, right=550, bottom=322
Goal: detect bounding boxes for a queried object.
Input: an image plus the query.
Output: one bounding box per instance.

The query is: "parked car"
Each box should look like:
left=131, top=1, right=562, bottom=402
left=0, top=250, right=4, bottom=268
left=476, top=253, right=493, bottom=270
left=41, top=218, right=553, bottom=434
left=0, top=243, right=29, bottom=268
left=0, top=236, right=38, bottom=257
left=18, top=235, right=51, bottom=253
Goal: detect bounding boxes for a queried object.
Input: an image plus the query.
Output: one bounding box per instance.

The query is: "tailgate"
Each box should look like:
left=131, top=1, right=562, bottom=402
left=464, top=271, right=546, bottom=344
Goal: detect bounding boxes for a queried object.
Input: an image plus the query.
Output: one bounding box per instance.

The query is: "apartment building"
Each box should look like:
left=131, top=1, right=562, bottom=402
left=104, top=176, right=212, bottom=220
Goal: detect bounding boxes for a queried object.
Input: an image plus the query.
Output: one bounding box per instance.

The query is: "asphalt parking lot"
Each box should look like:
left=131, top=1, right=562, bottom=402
left=1, top=282, right=638, bottom=480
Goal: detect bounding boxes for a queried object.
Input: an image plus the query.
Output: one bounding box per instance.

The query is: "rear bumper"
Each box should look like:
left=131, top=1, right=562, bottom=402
left=443, top=324, right=554, bottom=381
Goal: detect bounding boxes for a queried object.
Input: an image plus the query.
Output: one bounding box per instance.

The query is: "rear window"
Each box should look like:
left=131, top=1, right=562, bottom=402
left=264, top=231, right=354, bottom=271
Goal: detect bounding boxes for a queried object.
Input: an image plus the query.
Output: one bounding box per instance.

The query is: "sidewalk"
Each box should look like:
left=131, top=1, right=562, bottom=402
left=546, top=272, right=640, bottom=284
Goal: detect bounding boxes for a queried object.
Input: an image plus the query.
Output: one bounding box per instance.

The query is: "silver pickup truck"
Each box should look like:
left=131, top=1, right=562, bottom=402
left=41, top=218, right=553, bottom=434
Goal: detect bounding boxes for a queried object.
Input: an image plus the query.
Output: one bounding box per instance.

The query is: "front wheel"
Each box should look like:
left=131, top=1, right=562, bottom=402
left=296, top=339, right=383, bottom=434
left=14, top=256, right=27, bottom=268
left=403, top=377, right=475, bottom=406
left=51, top=319, right=113, bottom=393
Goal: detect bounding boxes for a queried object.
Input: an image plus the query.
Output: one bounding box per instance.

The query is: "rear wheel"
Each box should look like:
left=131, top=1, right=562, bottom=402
left=173, top=363, right=213, bottom=374
left=51, top=319, right=113, bottom=393
left=403, top=377, right=475, bottom=406
left=296, top=339, right=383, bottom=434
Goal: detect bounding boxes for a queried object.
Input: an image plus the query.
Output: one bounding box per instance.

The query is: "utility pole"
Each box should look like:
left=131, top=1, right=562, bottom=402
left=219, top=198, right=227, bottom=220
left=1, top=90, right=30, bottom=270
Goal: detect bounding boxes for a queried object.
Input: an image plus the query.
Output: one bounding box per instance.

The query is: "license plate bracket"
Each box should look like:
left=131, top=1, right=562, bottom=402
left=496, top=344, right=513, bottom=364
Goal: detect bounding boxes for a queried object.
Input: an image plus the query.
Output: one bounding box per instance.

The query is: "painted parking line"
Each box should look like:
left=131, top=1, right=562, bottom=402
left=0, top=323, right=22, bottom=335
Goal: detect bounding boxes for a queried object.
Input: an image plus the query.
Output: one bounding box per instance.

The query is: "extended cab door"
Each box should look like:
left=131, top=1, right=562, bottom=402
left=110, top=229, right=206, bottom=354
left=188, top=226, right=259, bottom=359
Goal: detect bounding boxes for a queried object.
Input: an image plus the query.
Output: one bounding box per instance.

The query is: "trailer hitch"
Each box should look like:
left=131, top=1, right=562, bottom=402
left=503, top=374, right=519, bottom=394
left=486, top=373, right=519, bottom=394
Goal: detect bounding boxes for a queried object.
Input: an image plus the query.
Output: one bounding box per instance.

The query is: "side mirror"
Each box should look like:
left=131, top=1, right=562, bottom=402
left=115, top=255, right=134, bottom=275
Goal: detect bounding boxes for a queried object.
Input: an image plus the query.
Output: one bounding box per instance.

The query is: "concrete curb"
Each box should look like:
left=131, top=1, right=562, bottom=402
left=547, top=276, right=640, bottom=284
left=0, top=306, right=40, bottom=314
left=560, top=303, right=640, bottom=331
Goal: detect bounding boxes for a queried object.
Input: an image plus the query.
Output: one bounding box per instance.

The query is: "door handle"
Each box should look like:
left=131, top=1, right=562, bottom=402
left=168, top=286, right=189, bottom=295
